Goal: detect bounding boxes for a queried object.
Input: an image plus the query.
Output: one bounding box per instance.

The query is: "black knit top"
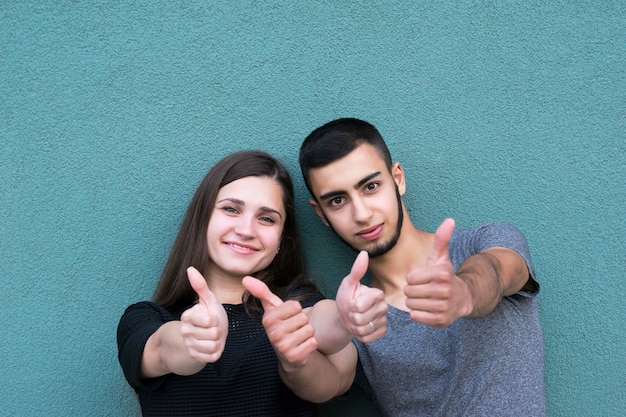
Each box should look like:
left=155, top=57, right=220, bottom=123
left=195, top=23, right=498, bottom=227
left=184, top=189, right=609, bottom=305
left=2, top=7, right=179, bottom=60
left=117, top=296, right=322, bottom=417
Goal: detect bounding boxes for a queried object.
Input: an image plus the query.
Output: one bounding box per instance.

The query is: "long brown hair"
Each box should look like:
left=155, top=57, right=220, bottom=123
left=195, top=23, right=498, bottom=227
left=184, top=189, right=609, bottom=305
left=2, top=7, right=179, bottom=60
left=152, top=150, right=318, bottom=312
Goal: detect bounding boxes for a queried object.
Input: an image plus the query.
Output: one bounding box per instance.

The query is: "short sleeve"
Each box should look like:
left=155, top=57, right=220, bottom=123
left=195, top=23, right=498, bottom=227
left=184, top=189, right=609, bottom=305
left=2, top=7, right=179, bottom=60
left=450, top=222, right=539, bottom=295
left=116, top=301, right=176, bottom=391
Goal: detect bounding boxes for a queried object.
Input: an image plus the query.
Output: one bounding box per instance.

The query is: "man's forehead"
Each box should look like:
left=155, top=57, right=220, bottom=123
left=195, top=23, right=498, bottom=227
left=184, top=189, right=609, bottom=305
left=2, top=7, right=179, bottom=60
left=313, top=143, right=385, bottom=173
left=308, top=145, right=388, bottom=196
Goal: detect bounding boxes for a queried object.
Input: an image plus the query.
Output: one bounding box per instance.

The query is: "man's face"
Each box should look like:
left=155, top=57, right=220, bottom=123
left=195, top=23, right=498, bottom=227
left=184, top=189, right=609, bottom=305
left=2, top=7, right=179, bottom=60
left=307, top=143, right=406, bottom=257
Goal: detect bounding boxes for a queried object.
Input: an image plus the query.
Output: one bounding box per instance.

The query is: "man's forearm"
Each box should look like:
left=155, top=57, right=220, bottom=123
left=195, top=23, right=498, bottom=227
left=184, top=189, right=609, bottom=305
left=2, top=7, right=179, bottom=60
left=457, top=248, right=529, bottom=318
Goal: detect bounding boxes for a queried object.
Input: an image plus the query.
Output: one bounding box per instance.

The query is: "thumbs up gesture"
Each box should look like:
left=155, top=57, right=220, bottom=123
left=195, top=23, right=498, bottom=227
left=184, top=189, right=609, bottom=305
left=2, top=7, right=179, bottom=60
left=180, top=267, right=229, bottom=363
left=336, top=251, right=388, bottom=342
left=405, top=218, right=472, bottom=328
left=242, top=276, right=318, bottom=370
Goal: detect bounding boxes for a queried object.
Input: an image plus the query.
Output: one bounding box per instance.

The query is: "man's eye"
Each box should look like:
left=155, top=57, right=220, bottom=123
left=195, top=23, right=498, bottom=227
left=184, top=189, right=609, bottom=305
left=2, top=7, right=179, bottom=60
left=329, top=197, right=344, bottom=207
left=365, top=182, right=379, bottom=191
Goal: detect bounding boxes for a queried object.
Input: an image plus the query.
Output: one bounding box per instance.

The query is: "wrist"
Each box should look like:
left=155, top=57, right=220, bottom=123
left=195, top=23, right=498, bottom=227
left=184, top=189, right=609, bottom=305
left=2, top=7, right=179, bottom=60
left=278, top=358, right=307, bottom=376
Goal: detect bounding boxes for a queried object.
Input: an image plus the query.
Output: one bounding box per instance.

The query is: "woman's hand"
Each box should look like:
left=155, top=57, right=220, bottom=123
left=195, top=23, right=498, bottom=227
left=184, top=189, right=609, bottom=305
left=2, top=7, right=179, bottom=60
left=180, top=267, right=229, bottom=363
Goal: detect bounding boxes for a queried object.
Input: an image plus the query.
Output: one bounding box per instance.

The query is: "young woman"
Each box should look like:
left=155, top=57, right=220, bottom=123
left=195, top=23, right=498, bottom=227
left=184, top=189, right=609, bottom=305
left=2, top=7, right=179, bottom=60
left=117, top=150, right=357, bottom=417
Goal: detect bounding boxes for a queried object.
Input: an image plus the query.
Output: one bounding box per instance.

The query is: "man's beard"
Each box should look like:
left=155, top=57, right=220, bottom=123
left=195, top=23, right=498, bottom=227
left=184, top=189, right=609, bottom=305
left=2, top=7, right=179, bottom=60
left=328, top=185, right=404, bottom=258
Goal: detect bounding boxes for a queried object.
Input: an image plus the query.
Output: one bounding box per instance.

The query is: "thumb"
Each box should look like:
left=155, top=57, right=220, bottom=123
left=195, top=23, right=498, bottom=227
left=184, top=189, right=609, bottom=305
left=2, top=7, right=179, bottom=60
left=242, top=276, right=283, bottom=310
left=187, top=266, right=217, bottom=307
left=342, top=251, right=369, bottom=299
left=428, top=218, right=455, bottom=265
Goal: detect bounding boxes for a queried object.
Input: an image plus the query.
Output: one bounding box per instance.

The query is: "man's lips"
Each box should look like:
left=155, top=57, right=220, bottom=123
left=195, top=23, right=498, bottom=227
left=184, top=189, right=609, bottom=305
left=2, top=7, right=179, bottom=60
left=357, top=224, right=383, bottom=240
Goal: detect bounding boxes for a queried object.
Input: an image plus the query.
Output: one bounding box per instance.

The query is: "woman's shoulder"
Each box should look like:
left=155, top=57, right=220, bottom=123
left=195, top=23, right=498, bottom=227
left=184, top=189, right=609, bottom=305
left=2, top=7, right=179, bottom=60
left=120, top=301, right=185, bottom=323
left=285, top=280, right=325, bottom=308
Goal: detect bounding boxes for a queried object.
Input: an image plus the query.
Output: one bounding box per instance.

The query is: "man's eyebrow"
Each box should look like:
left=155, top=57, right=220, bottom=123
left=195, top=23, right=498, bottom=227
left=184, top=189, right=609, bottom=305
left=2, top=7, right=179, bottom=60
left=356, top=171, right=381, bottom=189
left=318, top=171, right=382, bottom=201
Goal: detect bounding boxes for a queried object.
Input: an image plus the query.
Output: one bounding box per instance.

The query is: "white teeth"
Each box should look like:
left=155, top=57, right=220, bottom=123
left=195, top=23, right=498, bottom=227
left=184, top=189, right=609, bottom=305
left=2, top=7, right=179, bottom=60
left=230, top=243, right=252, bottom=250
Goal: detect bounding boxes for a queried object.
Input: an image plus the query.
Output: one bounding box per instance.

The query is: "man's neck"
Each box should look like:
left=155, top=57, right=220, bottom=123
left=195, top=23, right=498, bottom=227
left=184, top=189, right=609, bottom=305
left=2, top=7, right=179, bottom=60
left=368, top=219, right=435, bottom=310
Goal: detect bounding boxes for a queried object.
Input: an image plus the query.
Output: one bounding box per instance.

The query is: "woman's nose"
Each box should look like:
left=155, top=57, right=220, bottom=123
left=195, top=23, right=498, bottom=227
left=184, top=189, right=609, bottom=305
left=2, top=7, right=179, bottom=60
left=234, top=215, right=255, bottom=237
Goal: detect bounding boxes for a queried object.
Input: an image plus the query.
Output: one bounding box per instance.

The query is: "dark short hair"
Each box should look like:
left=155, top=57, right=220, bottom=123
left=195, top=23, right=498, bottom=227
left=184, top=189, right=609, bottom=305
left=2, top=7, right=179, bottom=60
left=153, top=150, right=316, bottom=312
left=299, top=118, right=393, bottom=197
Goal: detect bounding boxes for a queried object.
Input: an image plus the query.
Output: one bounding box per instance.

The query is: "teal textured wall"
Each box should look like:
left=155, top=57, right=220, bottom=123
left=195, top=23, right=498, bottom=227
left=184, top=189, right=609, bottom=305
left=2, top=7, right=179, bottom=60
left=1, top=2, right=624, bottom=416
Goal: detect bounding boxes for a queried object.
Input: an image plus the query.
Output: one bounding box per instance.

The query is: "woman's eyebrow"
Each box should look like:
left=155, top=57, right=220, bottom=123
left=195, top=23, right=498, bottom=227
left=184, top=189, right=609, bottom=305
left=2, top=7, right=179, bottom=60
left=259, top=207, right=283, bottom=219
left=217, top=197, right=245, bottom=205
left=218, top=198, right=282, bottom=219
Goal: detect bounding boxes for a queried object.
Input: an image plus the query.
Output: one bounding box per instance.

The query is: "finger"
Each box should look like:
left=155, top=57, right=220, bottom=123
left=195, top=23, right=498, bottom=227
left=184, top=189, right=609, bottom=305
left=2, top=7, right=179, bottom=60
left=263, top=302, right=309, bottom=336
left=343, top=251, right=369, bottom=298
left=427, top=218, right=455, bottom=265
left=351, top=286, right=386, bottom=314
left=181, top=304, right=213, bottom=327
left=409, top=309, right=453, bottom=329
left=353, top=313, right=388, bottom=343
left=282, top=336, right=319, bottom=365
left=242, top=276, right=283, bottom=309
left=187, top=266, right=216, bottom=307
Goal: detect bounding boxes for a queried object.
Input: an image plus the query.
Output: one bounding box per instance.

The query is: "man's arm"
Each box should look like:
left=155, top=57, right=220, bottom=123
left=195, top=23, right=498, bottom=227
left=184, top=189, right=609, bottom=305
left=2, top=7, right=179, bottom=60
left=456, top=246, right=531, bottom=318
left=405, top=218, right=532, bottom=328
left=308, top=251, right=387, bottom=355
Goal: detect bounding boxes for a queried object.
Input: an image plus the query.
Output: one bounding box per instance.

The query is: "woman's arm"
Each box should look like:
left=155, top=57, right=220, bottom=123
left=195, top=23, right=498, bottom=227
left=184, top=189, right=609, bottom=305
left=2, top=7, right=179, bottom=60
left=142, top=267, right=229, bottom=378
left=278, top=340, right=357, bottom=402
left=141, top=321, right=207, bottom=377
left=243, top=269, right=387, bottom=402
left=251, top=294, right=358, bottom=402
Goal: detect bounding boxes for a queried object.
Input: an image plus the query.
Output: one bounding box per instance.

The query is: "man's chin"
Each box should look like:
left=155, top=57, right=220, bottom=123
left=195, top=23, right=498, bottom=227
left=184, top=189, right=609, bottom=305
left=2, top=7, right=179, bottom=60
left=344, top=241, right=390, bottom=259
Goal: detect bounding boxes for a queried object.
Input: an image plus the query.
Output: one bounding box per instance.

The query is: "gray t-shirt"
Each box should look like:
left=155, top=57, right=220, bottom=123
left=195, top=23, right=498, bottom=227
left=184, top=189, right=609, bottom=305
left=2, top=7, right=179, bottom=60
left=355, top=222, right=547, bottom=417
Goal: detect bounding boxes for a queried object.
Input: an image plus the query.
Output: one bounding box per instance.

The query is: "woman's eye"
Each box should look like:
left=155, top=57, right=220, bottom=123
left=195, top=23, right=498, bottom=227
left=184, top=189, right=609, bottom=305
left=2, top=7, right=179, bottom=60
left=259, top=216, right=276, bottom=224
left=222, top=206, right=238, bottom=214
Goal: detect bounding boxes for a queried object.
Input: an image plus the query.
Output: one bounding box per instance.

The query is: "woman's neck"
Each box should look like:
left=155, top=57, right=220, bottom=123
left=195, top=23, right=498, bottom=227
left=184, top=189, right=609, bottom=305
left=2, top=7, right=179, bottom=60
left=204, top=270, right=247, bottom=304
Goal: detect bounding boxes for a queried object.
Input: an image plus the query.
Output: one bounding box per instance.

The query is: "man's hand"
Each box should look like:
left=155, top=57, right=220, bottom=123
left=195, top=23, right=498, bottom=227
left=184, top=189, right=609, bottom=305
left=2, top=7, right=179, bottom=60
left=242, top=276, right=318, bottom=371
left=405, top=218, right=473, bottom=328
left=180, top=267, right=229, bottom=363
left=336, top=251, right=388, bottom=342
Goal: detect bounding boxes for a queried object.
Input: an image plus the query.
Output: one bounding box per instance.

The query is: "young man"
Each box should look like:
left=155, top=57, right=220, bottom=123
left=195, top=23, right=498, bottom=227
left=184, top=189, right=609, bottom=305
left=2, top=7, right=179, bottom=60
left=299, top=118, right=547, bottom=417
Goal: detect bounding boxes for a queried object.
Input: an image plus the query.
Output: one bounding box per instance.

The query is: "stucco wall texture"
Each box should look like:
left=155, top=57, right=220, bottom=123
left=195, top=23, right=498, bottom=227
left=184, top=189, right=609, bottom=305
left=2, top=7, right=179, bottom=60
left=1, top=2, right=624, bottom=416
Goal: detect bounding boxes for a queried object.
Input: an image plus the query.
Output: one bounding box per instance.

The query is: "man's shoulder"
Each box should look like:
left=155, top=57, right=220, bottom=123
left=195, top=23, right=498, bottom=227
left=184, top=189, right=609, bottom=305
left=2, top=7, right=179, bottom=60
left=451, top=221, right=528, bottom=248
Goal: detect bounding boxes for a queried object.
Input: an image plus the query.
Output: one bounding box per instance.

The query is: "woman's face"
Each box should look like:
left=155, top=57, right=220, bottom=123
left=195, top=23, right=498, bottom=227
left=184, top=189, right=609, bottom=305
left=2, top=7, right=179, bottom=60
left=206, top=176, right=285, bottom=280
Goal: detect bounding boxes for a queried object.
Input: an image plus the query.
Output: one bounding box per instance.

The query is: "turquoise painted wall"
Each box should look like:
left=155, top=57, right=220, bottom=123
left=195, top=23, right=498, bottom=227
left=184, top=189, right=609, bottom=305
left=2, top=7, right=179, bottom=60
left=1, top=2, right=624, bottom=416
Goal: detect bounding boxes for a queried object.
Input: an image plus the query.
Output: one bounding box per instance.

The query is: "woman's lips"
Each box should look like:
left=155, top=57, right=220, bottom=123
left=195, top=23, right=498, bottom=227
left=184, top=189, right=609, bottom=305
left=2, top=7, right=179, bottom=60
left=225, top=241, right=258, bottom=254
